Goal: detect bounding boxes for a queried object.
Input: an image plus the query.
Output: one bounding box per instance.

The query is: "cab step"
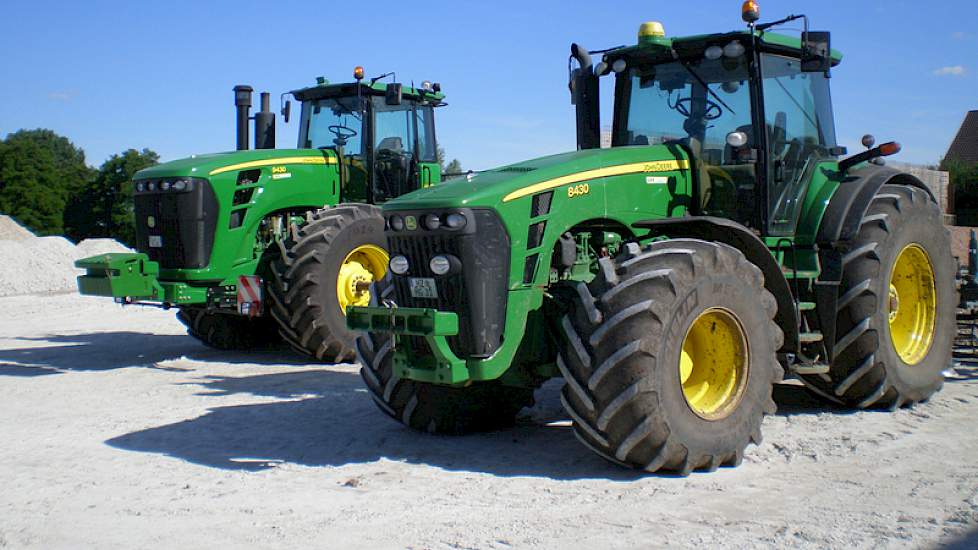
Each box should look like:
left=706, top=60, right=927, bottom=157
left=792, top=363, right=830, bottom=375
left=799, top=331, right=824, bottom=343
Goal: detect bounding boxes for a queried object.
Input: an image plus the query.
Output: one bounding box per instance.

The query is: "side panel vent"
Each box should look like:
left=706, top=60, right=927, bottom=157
left=236, top=169, right=261, bottom=186
left=233, top=187, right=256, bottom=206
left=531, top=191, right=553, bottom=217
left=523, top=254, right=539, bottom=284
left=527, top=221, right=546, bottom=249
left=229, top=209, right=246, bottom=229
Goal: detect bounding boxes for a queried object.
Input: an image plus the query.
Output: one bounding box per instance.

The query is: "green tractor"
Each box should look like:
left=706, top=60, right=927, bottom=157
left=76, top=69, right=446, bottom=361
left=348, top=5, right=955, bottom=474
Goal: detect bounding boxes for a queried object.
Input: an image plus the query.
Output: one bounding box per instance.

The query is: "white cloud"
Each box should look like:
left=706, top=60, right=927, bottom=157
left=47, top=91, right=73, bottom=101
left=933, top=65, right=966, bottom=76
left=952, top=31, right=969, bottom=40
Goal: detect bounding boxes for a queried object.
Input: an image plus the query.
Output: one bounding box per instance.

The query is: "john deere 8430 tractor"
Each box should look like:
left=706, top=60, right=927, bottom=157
left=76, top=70, right=445, bottom=361
left=348, top=4, right=955, bottom=474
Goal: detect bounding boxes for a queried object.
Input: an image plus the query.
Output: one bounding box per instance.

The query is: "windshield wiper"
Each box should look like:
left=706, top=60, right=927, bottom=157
left=771, top=76, right=819, bottom=129
left=679, top=61, right=736, bottom=115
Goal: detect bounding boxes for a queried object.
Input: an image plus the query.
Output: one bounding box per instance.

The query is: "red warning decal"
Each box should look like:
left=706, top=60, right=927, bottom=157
left=237, top=275, right=262, bottom=317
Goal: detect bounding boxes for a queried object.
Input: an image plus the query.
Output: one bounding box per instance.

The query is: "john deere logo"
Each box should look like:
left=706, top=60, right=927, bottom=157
left=405, top=216, right=418, bottom=230
left=146, top=216, right=156, bottom=228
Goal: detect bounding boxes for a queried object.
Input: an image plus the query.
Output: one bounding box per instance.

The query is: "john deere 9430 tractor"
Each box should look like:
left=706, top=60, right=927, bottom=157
left=348, top=4, right=955, bottom=474
left=76, top=70, right=445, bottom=361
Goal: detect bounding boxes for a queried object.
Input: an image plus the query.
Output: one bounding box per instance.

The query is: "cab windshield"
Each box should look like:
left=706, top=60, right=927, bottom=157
left=617, top=55, right=754, bottom=222
left=618, top=56, right=752, bottom=157
left=300, top=97, right=364, bottom=154
left=615, top=50, right=838, bottom=233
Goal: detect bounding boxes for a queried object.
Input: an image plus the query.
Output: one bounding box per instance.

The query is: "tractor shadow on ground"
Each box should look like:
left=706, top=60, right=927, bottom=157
left=107, top=375, right=651, bottom=481
left=0, top=331, right=307, bottom=376
left=107, top=373, right=890, bottom=480
left=770, top=382, right=852, bottom=416
left=948, top=354, right=978, bottom=381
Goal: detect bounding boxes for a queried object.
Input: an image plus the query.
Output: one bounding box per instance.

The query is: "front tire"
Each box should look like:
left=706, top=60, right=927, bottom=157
left=800, top=184, right=955, bottom=408
left=356, top=282, right=537, bottom=434
left=556, top=239, right=783, bottom=474
left=176, top=307, right=280, bottom=350
left=267, top=204, right=388, bottom=363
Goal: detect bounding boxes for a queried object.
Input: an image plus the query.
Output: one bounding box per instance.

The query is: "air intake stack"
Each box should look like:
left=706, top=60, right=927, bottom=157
left=233, top=84, right=253, bottom=150
left=254, top=92, right=275, bottom=150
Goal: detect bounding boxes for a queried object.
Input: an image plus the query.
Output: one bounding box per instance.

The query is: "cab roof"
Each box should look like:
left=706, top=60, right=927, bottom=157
left=290, top=80, right=445, bottom=103
left=605, top=30, right=843, bottom=66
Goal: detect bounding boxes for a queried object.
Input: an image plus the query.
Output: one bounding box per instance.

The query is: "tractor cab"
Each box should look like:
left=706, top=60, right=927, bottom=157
left=574, top=11, right=844, bottom=236
left=292, top=73, right=444, bottom=204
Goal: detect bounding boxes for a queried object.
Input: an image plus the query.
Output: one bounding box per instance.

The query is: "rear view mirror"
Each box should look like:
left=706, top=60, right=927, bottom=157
left=281, top=100, right=291, bottom=123
left=801, top=31, right=831, bottom=72
left=385, top=83, right=402, bottom=105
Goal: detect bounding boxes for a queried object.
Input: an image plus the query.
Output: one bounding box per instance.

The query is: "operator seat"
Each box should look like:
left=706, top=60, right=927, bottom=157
left=377, top=136, right=404, bottom=153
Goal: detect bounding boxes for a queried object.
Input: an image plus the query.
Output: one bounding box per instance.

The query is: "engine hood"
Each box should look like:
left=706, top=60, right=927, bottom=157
left=134, top=148, right=337, bottom=180
left=384, top=144, right=688, bottom=211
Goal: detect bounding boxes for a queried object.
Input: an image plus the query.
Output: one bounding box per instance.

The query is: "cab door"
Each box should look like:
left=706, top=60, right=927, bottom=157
left=414, top=104, right=440, bottom=187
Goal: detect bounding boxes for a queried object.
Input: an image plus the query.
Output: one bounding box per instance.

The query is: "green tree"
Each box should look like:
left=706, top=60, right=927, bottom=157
left=66, top=148, right=159, bottom=244
left=436, top=146, right=464, bottom=175
left=445, top=158, right=463, bottom=175
left=942, top=158, right=978, bottom=226
left=0, top=129, right=93, bottom=236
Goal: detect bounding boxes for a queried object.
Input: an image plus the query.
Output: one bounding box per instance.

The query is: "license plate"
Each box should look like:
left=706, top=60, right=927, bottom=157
left=148, top=235, right=162, bottom=248
left=408, top=277, right=438, bottom=299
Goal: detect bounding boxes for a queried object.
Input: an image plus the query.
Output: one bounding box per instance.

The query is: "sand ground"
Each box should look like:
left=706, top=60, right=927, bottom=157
left=1, top=293, right=976, bottom=549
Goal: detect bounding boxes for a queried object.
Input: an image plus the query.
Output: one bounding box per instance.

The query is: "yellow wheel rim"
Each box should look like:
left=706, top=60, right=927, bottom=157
left=336, top=244, right=389, bottom=314
left=888, top=244, right=936, bottom=365
left=680, top=308, right=749, bottom=420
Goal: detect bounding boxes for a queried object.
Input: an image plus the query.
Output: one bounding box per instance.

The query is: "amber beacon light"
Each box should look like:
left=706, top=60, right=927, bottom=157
left=742, top=0, right=760, bottom=23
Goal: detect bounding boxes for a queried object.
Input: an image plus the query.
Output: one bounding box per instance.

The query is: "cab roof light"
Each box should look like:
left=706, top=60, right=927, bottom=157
left=637, top=21, right=666, bottom=45
left=742, top=0, right=760, bottom=23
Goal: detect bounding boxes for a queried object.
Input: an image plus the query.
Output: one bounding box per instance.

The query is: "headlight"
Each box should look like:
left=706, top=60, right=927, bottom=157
left=389, top=215, right=405, bottom=231
left=422, top=214, right=441, bottom=231
left=172, top=179, right=188, bottom=191
left=135, top=182, right=146, bottom=192
left=389, top=255, right=409, bottom=275
left=723, top=40, right=745, bottom=58
left=444, top=213, right=467, bottom=230
left=429, top=255, right=451, bottom=276
left=147, top=181, right=157, bottom=191
left=159, top=180, right=172, bottom=191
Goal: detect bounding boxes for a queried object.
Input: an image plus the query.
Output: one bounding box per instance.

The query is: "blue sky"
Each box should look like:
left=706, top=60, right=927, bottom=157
left=1, top=0, right=975, bottom=169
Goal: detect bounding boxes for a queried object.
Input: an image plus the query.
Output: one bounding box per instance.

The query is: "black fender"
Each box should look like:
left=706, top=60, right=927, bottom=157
left=633, top=216, right=799, bottom=354
left=813, top=165, right=936, bottom=361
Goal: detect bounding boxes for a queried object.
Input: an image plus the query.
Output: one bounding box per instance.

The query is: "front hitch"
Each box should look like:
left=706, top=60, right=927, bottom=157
left=75, top=252, right=163, bottom=300
left=347, top=305, right=470, bottom=384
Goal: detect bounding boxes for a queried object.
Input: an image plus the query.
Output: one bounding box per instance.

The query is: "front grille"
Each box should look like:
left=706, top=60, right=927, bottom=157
left=389, top=233, right=469, bottom=355
left=133, top=177, right=218, bottom=269
left=387, top=208, right=510, bottom=359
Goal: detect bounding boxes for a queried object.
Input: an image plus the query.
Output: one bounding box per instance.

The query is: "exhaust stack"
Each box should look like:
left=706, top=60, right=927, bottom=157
left=254, top=92, right=275, bottom=150
left=233, top=84, right=254, bottom=150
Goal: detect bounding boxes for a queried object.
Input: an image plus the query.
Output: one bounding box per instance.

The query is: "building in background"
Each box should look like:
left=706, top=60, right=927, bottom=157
left=946, top=111, right=978, bottom=165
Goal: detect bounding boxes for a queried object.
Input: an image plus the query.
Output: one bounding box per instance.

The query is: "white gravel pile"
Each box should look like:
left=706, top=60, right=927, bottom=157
left=0, top=215, right=130, bottom=297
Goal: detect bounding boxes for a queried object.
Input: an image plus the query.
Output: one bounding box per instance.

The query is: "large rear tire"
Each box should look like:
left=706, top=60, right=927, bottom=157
left=556, top=239, right=783, bottom=474
left=267, top=204, right=388, bottom=363
left=176, top=307, right=280, bottom=350
left=799, top=184, right=955, bottom=408
left=355, top=282, right=538, bottom=434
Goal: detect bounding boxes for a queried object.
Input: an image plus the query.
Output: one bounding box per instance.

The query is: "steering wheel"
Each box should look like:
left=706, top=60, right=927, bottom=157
left=674, top=97, right=723, bottom=121
left=327, top=124, right=358, bottom=141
